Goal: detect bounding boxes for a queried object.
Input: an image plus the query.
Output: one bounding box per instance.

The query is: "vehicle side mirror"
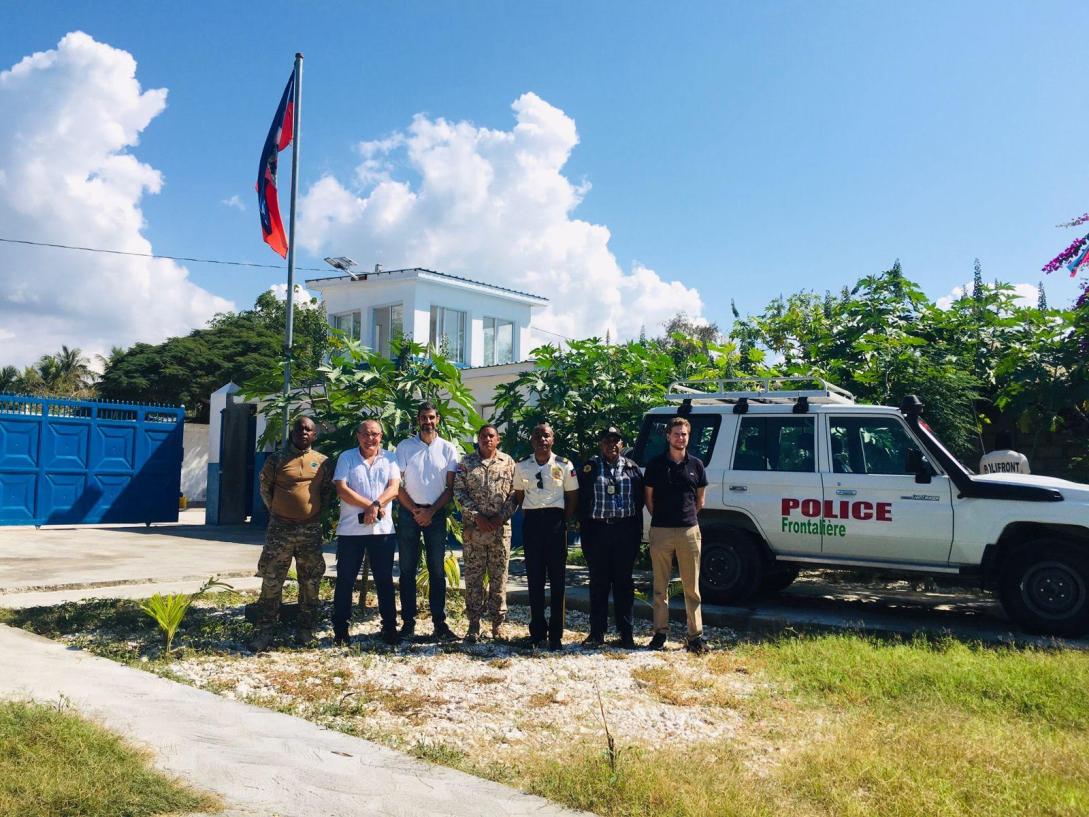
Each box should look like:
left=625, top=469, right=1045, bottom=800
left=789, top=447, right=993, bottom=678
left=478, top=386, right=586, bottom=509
left=906, top=449, right=932, bottom=484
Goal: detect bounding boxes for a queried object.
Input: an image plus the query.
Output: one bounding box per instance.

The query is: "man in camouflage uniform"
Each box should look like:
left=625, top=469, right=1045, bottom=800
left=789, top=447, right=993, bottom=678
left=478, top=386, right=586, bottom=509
left=453, top=424, right=517, bottom=643
left=249, top=416, right=334, bottom=650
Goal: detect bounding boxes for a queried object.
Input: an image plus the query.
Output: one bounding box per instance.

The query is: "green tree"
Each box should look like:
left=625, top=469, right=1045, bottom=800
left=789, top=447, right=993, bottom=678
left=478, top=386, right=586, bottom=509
left=98, top=289, right=327, bottom=420
left=0, top=366, right=18, bottom=394
left=732, top=262, right=982, bottom=458
left=243, top=332, right=481, bottom=457
left=1, top=347, right=95, bottom=397
left=492, top=339, right=679, bottom=463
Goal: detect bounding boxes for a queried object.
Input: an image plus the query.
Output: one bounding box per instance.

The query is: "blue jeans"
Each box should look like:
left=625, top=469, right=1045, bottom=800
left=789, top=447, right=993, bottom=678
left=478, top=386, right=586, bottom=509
left=334, top=534, right=396, bottom=632
left=397, top=504, right=449, bottom=627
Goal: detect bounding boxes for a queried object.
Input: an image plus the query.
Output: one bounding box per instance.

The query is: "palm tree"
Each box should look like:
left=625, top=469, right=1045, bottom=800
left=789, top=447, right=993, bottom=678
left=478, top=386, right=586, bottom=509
left=24, top=346, right=94, bottom=396
left=0, top=365, right=18, bottom=394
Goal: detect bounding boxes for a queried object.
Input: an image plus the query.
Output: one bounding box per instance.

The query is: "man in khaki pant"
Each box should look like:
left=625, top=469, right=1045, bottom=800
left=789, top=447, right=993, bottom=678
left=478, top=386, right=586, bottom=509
left=643, top=416, right=710, bottom=654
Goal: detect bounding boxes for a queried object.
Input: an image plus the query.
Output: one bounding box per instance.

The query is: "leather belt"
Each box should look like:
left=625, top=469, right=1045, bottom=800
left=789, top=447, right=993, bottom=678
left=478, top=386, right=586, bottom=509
left=588, top=516, right=639, bottom=526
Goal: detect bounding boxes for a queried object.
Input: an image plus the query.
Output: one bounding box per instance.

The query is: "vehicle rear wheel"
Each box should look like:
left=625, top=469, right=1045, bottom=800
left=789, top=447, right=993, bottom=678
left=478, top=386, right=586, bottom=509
left=758, top=566, right=800, bottom=595
left=699, top=532, right=765, bottom=605
left=998, top=540, right=1089, bottom=638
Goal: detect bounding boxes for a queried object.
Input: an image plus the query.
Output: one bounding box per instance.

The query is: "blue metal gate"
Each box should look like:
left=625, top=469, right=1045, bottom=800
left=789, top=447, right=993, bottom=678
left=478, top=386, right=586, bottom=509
left=0, top=395, right=184, bottom=526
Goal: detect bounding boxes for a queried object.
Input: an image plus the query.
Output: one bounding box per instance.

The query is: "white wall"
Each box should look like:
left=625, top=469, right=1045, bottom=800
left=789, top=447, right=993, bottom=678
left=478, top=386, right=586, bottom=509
left=311, top=271, right=538, bottom=367
left=413, top=279, right=533, bottom=366
left=181, top=422, right=209, bottom=502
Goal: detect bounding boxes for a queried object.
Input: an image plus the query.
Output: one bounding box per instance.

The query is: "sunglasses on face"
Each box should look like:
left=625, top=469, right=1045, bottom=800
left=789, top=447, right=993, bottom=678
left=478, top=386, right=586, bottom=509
left=536, top=470, right=544, bottom=489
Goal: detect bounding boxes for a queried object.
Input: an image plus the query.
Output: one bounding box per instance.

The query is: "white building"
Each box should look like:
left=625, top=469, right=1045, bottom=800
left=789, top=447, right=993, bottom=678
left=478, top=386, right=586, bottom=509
left=305, top=267, right=548, bottom=416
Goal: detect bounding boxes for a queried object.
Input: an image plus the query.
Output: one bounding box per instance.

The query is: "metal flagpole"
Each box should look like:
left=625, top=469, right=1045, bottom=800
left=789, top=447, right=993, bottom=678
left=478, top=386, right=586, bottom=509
left=281, top=52, right=303, bottom=447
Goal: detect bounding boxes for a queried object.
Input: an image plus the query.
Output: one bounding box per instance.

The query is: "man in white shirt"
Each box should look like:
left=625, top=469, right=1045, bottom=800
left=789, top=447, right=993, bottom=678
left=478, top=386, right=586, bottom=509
left=332, top=419, right=401, bottom=646
left=980, top=430, right=1031, bottom=475
left=513, top=422, right=579, bottom=650
left=394, top=402, right=461, bottom=641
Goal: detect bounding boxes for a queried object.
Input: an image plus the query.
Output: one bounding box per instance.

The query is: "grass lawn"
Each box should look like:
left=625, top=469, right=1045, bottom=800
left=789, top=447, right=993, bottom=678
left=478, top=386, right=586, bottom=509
left=511, top=636, right=1089, bottom=817
left=0, top=699, right=219, bottom=817
left=3, top=594, right=1088, bottom=817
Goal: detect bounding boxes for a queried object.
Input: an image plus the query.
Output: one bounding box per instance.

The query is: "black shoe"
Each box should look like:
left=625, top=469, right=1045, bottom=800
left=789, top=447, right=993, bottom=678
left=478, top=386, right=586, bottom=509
left=647, top=633, right=668, bottom=651
left=432, top=623, right=458, bottom=642
left=294, top=627, right=315, bottom=646
left=685, top=636, right=709, bottom=655
left=399, top=622, right=416, bottom=641
left=581, top=634, right=605, bottom=649
left=381, top=628, right=402, bottom=646
left=333, top=627, right=351, bottom=647
left=525, top=636, right=547, bottom=650
left=548, top=639, right=563, bottom=652
left=618, top=633, right=637, bottom=649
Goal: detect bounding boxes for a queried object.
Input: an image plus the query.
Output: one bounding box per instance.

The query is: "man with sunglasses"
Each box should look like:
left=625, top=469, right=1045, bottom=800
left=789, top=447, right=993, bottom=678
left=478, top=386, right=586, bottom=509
left=513, top=423, right=579, bottom=649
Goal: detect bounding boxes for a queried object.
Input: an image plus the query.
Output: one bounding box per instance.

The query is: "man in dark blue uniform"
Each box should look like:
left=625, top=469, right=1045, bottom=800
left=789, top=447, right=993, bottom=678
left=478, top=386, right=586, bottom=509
left=577, top=426, right=645, bottom=649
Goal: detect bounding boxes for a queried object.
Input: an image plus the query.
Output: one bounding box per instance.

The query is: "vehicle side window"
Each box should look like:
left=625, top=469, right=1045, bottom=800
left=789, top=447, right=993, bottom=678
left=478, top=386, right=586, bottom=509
left=633, top=414, right=721, bottom=466
left=829, top=417, right=919, bottom=476
left=732, top=417, right=815, bottom=472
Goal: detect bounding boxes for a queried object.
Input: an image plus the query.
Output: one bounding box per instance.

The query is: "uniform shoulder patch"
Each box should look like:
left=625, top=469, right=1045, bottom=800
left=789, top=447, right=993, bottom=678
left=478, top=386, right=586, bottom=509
left=556, top=456, right=568, bottom=464
left=582, top=463, right=592, bottom=473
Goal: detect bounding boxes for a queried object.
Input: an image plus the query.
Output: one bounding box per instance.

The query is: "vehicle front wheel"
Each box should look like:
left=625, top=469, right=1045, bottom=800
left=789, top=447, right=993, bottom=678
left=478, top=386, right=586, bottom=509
left=998, top=541, right=1089, bottom=638
left=758, top=566, right=800, bottom=596
left=699, top=533, right=765, bottom=606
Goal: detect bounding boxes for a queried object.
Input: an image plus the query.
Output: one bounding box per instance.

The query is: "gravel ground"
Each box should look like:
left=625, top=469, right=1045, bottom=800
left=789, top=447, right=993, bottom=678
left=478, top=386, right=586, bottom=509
left=155, top=601, right=760, bottom=762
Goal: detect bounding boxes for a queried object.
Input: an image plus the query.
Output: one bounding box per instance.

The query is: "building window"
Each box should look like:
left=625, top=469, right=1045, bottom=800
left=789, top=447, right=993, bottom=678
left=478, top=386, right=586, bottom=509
left=429, top=306, right=467, bottom=363
left=372, top=303, right=403, bottom=358
left=332, top=310, right=361, bottom=340
left=483, top=317, right=514, bottom=365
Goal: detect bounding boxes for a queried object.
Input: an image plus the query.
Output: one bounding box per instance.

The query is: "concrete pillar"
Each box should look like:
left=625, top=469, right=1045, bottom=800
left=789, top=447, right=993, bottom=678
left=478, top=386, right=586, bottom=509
left=205, top=382, right=240, bottom=525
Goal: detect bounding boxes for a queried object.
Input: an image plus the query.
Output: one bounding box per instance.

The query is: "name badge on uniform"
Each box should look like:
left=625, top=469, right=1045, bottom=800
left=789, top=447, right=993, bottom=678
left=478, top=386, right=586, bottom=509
left=607, top=485, right=616, bottom=495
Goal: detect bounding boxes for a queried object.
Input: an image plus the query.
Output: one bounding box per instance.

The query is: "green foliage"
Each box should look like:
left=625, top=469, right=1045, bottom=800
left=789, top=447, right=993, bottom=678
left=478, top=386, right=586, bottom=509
left=97, top=289, right=327, bottom=420
left=1, top=346, right=95, bottom=398
left=138, top=576, right=233, bottom=655
left=731, top=260, right=1089, bottom=463
left=0, top=700, right=219, bottom=817
left=492, top=338, right=682, bottom=462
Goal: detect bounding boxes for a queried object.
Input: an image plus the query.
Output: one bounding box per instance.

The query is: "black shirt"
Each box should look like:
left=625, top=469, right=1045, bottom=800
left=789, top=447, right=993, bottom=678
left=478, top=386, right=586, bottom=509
left=643, top=452, right=708, bottom=528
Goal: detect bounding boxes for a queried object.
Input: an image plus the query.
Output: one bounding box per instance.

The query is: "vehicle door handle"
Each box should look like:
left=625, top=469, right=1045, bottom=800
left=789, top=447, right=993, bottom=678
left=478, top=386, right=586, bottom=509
left=729, top=485, right=748, bottom=492
left=835, top=489, right=857, bottom=496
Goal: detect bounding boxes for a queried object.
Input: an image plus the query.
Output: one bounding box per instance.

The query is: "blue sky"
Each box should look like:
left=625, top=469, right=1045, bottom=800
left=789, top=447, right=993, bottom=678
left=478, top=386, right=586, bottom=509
left=2, top=1, right=1087, bottom=362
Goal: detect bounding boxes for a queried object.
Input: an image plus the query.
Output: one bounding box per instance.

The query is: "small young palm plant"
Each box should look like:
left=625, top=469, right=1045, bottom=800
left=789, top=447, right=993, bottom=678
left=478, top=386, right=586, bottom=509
left=139, top=576, right=233, bottom=657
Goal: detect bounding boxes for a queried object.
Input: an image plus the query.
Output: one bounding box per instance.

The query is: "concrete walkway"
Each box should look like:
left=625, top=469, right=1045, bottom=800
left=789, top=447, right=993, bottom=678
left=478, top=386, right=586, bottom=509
left=0, top=624, right=588, bottom=817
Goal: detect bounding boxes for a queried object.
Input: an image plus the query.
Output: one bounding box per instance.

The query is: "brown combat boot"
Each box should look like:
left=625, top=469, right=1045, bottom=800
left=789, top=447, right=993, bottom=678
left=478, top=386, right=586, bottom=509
left=248, top=626, right=275, bottom=652
left=491, top=622, right=506, bottom=642
left=464, top=621, right=481, bottom=644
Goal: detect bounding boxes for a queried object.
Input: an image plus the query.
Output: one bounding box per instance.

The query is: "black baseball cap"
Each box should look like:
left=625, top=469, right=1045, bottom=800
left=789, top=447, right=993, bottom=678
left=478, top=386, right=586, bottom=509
left=598, top=426, right=623, bottom=440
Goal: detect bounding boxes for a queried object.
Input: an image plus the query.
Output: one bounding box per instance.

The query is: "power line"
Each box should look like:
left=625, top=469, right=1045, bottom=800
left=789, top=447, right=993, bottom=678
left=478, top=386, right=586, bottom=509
left=0, top=236, right=330, bottom=272
left=1, top=234, right=575, bottom=340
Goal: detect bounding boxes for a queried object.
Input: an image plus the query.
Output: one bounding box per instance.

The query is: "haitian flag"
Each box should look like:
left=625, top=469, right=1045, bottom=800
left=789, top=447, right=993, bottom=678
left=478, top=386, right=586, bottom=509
left=256, top=70, right=296, bottom=258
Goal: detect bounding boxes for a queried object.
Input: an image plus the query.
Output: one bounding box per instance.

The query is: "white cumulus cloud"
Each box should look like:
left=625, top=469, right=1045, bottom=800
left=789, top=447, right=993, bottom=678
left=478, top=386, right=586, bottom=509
left=267, top=283, right=318, bottom=307
left=297, top=92, right=703, bottom=345
left=222, top=194, right=246, bottom=211
left=0, top=32, right=231, bottom=367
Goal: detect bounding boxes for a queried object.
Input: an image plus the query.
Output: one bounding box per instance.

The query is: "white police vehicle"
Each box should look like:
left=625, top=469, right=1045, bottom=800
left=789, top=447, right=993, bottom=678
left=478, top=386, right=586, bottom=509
left=631, top=377, right=1089, bottom=637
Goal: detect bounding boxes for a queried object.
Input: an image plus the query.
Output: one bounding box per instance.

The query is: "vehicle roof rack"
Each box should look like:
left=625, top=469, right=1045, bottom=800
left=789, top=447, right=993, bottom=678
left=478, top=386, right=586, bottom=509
left=665, top=376, right=856, bottom=406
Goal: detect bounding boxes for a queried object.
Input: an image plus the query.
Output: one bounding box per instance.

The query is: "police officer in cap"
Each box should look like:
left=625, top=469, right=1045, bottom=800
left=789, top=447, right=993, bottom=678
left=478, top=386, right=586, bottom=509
left=576, top=425, right=645, bottom=649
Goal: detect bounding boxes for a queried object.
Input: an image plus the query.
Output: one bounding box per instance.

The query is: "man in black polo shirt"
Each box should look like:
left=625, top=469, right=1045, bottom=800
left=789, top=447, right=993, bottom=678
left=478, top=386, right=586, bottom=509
left=643, top=416, right=709, bottom=653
